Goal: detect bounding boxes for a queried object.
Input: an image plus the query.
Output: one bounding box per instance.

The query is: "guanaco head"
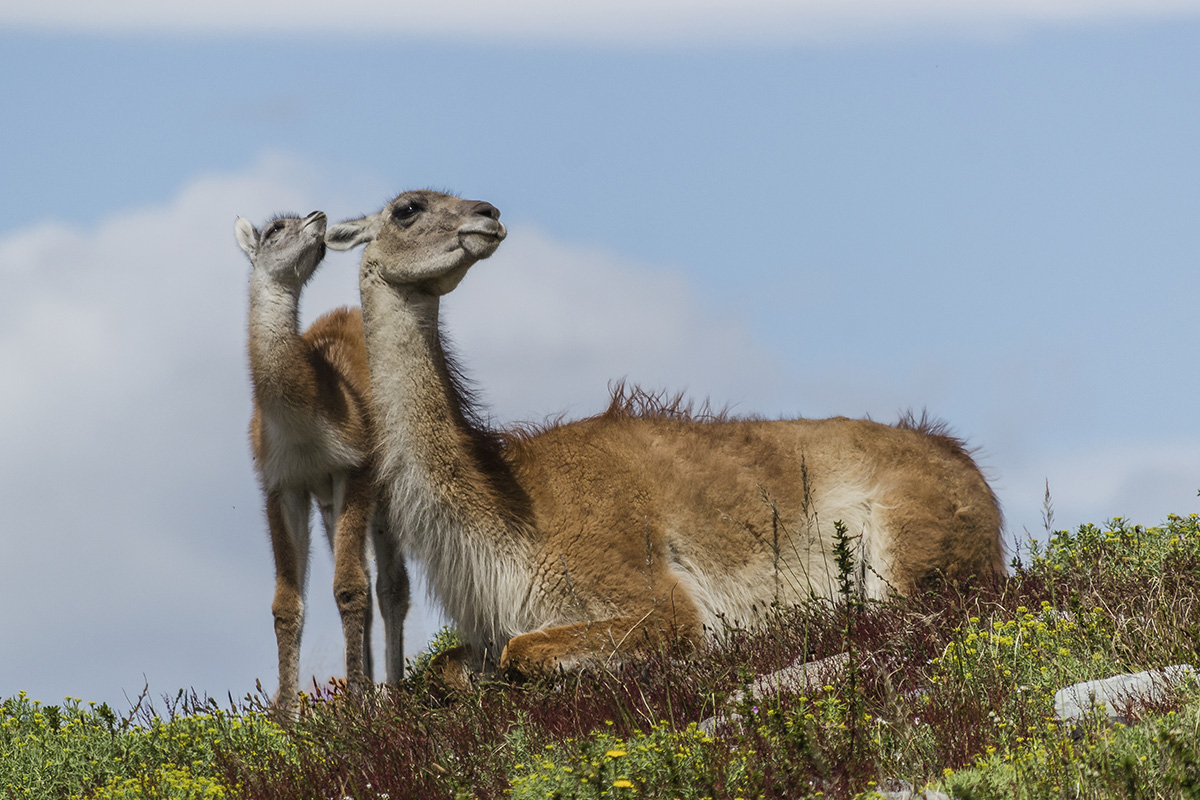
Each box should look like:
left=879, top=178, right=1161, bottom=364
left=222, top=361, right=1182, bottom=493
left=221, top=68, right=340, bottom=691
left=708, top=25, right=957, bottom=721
left=235, top=210, right=328, bottom=289
left=326, top=190, right=505, bottom=296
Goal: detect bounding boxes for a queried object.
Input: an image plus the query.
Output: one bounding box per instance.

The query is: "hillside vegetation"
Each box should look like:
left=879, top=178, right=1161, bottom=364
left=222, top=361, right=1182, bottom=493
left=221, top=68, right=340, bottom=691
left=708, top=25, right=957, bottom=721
left=5, top=510, right=1200, bottom=799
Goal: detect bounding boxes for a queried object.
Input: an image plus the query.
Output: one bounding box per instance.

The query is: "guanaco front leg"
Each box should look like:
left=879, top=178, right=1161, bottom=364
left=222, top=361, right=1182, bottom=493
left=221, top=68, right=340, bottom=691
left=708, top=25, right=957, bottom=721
left=268, top=488, right=312, bottom=719
left=499, top=606, right=702, bottom=677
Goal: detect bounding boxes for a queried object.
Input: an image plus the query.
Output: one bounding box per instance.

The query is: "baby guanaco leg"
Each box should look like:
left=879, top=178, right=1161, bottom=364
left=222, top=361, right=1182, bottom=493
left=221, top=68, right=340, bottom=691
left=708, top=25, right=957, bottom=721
left=268, top=488, right=312, bottom=718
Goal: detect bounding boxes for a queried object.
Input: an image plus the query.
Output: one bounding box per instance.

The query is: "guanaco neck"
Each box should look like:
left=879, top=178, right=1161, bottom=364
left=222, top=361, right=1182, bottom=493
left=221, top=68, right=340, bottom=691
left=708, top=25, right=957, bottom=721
left=247, top=270, right=310, bottom=407
left=360, top=268, right=536, bottom=650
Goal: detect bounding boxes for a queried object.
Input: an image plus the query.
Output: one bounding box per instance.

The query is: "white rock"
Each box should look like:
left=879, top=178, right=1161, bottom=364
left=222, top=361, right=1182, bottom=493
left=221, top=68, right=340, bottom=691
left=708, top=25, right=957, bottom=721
left=1053, top=664, right=1196, bottom=723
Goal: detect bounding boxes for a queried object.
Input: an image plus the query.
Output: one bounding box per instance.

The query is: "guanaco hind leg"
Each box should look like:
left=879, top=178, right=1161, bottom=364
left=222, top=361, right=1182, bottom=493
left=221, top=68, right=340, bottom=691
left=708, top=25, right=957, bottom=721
left=323, top=470, right=375, bottom=694
left=371, top=498, right=410, bottom=686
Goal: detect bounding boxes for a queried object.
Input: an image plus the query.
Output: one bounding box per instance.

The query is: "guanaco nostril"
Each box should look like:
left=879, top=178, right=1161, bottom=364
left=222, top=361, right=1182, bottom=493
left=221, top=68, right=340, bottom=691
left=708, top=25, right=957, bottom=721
left=473, top=202, right=500, bottom=219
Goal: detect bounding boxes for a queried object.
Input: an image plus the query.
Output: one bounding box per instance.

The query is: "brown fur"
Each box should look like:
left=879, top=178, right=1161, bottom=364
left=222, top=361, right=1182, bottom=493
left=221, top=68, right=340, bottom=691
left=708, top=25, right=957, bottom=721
left=331, top=191, right=1004, bottom=680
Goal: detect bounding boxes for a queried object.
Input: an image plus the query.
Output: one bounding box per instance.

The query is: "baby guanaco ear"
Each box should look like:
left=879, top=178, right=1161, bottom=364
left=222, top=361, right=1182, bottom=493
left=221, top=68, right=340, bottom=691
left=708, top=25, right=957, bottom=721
left=325, top=213, right=383, bottom=251
left=234, top=217, right=260, bottom=258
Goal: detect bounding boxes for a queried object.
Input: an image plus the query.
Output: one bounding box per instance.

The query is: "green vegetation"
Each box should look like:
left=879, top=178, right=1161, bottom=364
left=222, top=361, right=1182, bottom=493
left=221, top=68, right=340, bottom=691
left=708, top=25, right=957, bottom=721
left=5, top=511, right=1200, bottom=799
left=0, top=692, right=294, bottom=799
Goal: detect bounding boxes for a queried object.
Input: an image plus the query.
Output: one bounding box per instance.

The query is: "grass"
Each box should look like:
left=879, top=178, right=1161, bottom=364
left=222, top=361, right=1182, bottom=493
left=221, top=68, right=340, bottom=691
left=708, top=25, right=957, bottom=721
left=5, top=509, right=1200, bottom=799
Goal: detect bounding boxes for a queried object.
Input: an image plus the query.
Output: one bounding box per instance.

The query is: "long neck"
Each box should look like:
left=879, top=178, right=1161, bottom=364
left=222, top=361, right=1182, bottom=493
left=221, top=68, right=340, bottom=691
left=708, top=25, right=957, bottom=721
left=247, top=270, right=308, bottom=405
left=360, top=269, right=536, bottom=654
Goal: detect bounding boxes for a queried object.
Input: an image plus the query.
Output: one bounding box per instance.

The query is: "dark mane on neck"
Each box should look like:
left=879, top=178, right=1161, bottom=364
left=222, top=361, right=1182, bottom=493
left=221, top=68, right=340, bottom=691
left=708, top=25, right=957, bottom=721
left=435, top=325, right=533, bottom=524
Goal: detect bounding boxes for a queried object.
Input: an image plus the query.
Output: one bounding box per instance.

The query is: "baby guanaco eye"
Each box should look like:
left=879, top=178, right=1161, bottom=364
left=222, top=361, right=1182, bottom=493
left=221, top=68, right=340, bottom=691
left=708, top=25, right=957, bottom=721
left=264, top=220, right=285, bottom=239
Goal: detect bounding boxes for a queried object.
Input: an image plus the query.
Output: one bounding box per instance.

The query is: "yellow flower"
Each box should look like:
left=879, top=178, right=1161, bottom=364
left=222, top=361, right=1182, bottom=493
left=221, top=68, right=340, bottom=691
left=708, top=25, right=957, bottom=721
left=606, top=749, right=627, bottom=758
left=613, top=779, right=634, bottom=788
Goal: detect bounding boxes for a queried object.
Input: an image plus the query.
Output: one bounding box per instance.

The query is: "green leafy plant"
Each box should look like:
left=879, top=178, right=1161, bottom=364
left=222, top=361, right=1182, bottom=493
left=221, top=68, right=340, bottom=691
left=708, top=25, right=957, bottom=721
left=0, top=691, right=293, bottom=800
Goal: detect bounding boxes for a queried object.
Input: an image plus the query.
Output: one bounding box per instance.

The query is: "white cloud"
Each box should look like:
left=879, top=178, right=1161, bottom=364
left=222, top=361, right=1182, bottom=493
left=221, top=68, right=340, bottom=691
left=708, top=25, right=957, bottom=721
left=0, top=156, right=317, bottom=704
left=0, top=153, right=404, bottom=706
left=5, top=0, right=1200, bottom=43
left=0, top=154, right=782, bottom=707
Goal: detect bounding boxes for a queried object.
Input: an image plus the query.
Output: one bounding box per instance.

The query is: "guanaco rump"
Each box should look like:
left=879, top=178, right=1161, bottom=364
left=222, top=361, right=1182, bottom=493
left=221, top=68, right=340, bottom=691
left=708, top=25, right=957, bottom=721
left=326, top=190, right=1003, bottom=678
left=237, top=210, right=408, bottom=717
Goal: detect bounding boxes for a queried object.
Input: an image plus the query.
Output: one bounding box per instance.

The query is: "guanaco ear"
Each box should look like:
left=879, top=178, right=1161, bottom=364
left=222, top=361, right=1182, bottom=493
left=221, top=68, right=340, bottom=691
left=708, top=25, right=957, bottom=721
left=234, top=217, right=260, bottom=258
left=325, top=213, right=383, bottom=251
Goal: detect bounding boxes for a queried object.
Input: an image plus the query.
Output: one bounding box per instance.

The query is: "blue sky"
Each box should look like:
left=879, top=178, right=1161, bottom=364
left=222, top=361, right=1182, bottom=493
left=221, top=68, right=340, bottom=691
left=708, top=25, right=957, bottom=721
left=2, top=1, right=1199, bottom=710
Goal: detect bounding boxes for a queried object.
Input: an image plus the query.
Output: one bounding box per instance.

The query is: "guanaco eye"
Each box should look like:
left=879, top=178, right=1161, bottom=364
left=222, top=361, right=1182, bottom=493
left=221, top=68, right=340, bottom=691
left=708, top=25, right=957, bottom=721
left=264, top=220, right=285, bottom=239
left=391, top=202, right=422, bottom=221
